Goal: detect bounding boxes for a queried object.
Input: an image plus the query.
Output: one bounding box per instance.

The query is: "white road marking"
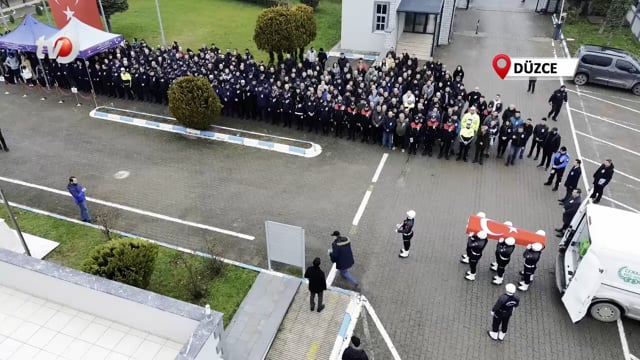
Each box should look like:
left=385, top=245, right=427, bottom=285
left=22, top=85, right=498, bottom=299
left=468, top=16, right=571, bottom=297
left=582, top=158, right=640, bottom=183
left=371, top=153, right=389, bottom=183
left=575, top=131, right=640, bottom=157
left=630, top=355, right=639, bottom=360
left=113, top=170, right=130, bottom=179
left=352, top=190, right=373, bottom=226
left=553, top=41, right=591, bottom=192
left=618, top=319, right=632, bottom=360
left=565, top=88, right=640, bottom=115
left=0, top=175, right=255, bottom=240
left=573, top=88, right=640, bottom=104
left=570, top=109, right=640, bottom=134
left=601, top=196, right=640, bottom=213
left=362, top=299, right=402, bottom=360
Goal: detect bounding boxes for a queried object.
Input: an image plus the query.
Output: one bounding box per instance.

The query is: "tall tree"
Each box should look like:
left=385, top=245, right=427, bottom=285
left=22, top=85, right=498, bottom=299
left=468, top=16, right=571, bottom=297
left=598, top=0, right=632, bottom=43
left=254, top=6, right=296, bottom=64
left=291, top=5, right=317, bottom=62
left=98, top=0, right=129, bottom=32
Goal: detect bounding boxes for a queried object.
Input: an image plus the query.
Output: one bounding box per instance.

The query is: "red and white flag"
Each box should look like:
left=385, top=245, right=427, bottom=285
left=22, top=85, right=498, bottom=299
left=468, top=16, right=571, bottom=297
left=466, top=215, right=546, bottom=247
left=49, top=0, right=103, bottom=30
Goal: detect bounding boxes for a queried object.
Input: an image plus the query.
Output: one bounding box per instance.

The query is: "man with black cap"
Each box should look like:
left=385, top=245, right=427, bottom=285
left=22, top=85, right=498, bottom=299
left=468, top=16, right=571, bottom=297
left=527, top=117, right=548, bottom=160
left=342, top=336, right=369, bottom=360
left=304, top=257, right=327, bottom=313
left=547, top=85, right=568, bottom=121
left=329, top=231, right=358, bottom=288
left=488, top=283, right=520, bottom=341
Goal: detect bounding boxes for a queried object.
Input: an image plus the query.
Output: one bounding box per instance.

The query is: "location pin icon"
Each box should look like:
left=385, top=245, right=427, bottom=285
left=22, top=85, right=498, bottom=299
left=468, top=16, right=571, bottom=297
left=492, top=54, right=511, bottom=80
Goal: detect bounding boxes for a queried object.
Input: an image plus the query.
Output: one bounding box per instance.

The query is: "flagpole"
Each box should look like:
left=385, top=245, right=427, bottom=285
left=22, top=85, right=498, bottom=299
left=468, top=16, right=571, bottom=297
left=0, top=5, right=9, bottom=33
left=154, top=0, right=166, bottom=47
left=41, top=0, right=52, bottom=26
left=96, top=0, right=108, bottom=31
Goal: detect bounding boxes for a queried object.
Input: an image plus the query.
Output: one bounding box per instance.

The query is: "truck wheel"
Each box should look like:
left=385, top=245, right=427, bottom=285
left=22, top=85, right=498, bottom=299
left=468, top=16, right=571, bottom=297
left=573, top=73, right=588, bottom=86
left=589, top=302, right=622, bottom=322
left=632, top=83, right=640, bottom=96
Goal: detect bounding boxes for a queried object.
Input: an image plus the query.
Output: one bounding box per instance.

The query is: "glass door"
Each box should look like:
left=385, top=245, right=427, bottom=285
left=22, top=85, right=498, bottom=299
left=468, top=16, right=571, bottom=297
left=404, top=13, right=415, bottom=32
left=413, top=14, right=427, bottom=33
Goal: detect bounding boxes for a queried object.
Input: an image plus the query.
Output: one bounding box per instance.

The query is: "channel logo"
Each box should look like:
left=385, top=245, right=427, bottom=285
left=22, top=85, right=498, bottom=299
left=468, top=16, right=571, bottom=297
left=36, top=34, right=80, bottom=64
left=492, top=54, right=579, bottom=79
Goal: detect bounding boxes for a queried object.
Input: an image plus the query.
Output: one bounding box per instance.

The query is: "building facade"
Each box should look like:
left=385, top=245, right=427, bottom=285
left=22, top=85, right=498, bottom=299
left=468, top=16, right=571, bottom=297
left=340, top=0, right=457, bottom=59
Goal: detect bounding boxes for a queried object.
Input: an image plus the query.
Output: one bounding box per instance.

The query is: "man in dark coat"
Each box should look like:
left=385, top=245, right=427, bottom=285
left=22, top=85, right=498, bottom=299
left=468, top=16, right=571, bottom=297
left=537, top=127, right=561, bottom=170
left=342, top=336, right=369, bottom=360
left=590, top=159, right=615, bottom=204
left=559, top=159, right=582, bottom=203
left=304, top=257, right=327, bottom=312
left=547, top=85, right=568, bottom=121
left=556, top=188, right=582, bottom=236
left=472, top=125, right=489, bottom=165
left=527, top=118, right=548, bottom=160
left=329, top=231, right=358, bottom=288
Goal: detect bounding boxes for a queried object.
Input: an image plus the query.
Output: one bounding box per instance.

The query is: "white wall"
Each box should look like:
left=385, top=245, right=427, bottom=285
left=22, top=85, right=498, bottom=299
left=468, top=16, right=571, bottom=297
left=341, top=0, right=398, bottom=53
left=194, top=329, right=224, bottom=360
left=0, top=260, right=200, bottom=343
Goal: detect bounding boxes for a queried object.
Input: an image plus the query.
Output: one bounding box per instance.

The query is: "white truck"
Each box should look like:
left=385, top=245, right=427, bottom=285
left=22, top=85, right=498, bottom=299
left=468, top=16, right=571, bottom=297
left=556, top=201, right=640, bottom=323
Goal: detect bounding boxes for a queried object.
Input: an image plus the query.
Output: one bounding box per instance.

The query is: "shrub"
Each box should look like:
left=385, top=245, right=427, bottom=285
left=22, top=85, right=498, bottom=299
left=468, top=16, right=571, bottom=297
left=301, top=0, right=319, bottom=10
left=81, top=238, right=159, bottom=289
left=204, top=239, right=227, bottom=279
left=168, top=76, right=222, bottom=130
left=175, top=253, right=208, bottom=302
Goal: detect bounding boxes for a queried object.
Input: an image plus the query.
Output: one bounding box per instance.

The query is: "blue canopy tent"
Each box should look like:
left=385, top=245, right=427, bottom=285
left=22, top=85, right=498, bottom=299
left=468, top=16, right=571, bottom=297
left=0, top=14, right=58, bottom=52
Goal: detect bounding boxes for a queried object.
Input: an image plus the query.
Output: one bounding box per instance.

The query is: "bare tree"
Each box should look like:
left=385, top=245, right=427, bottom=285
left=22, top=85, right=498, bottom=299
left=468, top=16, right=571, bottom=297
left=95, top=208, right=119, bottom=241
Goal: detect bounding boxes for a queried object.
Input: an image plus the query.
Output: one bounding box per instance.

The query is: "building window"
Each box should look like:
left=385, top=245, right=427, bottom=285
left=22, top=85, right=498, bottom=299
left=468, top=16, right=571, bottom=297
left=373, top=2, right=390, bottom=31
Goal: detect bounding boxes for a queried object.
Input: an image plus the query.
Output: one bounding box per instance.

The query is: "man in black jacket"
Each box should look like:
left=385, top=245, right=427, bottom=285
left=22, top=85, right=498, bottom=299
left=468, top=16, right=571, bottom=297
left=547, top=85, right=568, bottom=121
left=342, top=336, right=369, bottom=360
left=537, top=127, right=561, bottom=170
left=556, top=188, right=582, bottom=236
left=505, top=126, right=527, bottom=166
left=304, top=257, right=327, bottom=312
left=591, top=159, right=615, bottom=204
left=472, top=125, right=489, bottom=165
left=488, top=283, right=520, bottom=341
left=559, top=159, right=582, bottom=204
left=527, top=118, right=548, bottom=160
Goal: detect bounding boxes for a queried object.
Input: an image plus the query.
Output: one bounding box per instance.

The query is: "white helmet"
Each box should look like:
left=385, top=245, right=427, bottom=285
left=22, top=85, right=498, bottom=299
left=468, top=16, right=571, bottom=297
left=505, top=237, right=516, bottom=246
left=505, top=283, right=516, bottom=295
left=477, top=231, right=487, bottom=239
left=532, top=243, right=544, bottom=252
left=536, top=230, right=546, bottom=236
left=476, top=211, right=486, bottom=218
left=498, top=237, right=504, bottom=243
left=407, top=210, right=416, bottom=219
left=503, top=221, right=513, bottom=226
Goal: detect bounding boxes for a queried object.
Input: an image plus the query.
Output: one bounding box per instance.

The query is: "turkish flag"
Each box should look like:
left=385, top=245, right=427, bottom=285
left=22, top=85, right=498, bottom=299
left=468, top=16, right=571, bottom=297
left=466, top=215, right=546, bottom=247
left=49, top=0, right=103, bottom=30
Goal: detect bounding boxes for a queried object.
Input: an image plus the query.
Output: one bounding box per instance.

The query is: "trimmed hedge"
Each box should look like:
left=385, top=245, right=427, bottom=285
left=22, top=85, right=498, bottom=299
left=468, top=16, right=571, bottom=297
left=81, top=238, right=159, bottom=289
left=168, top=76, right=222, bottom=130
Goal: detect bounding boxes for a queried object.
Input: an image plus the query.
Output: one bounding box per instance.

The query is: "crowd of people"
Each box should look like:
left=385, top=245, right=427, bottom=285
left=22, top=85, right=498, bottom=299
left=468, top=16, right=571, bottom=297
left=1, top=36, right=578, bottom=167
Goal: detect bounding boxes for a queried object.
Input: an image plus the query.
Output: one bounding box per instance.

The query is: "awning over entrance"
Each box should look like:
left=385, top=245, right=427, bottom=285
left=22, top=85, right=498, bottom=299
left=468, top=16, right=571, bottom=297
left=397, top=0, right=443, bottom=14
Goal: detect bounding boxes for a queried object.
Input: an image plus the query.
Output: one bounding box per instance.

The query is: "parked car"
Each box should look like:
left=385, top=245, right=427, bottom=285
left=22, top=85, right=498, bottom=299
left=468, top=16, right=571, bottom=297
left=573, top=45, right=640, bottom=96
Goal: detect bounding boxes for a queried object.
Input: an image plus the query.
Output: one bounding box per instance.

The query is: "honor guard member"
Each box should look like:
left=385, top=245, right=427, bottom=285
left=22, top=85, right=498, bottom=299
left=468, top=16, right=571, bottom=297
left=518, top=241, right=544, bottom=291
left=407, top=117, right=423, bottom=155
left=346, top=102, right=358, bottom=141
left=319, top=96, right=332, bottom=135
left=464, top=231, right=488, bottom=281
left=438, top=117, right=457, bottom=160
left=490, top=236, right=516, bottom=285
left=305, top=94, right=318, bottom=133
left=294, top=95, right=306, bottom=130
left=460, top=212, right=486, bottom=265
left=423, top=113, right=440, bottom=156
left=396, top=210, right=416, bottom=258
left=488, top=283, right=520, bottom=341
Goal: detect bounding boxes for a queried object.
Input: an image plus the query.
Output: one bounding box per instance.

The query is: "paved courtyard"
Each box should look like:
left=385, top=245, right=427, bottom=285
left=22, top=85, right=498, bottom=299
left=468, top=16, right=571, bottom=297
left=1, top=0, right=639, bottom=359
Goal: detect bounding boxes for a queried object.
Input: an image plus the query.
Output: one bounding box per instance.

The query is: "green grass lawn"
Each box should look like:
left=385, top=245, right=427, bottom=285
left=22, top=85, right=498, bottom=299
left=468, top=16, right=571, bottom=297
left=0, top=206, right=257, bottom=326
left=563, top=17, right=640, bottom=55
left=109, top=0, right=342, bottom=62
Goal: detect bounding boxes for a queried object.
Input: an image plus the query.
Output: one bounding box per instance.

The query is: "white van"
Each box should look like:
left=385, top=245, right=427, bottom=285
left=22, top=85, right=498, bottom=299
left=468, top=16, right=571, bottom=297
left=556, top=202, right=640, bottom=323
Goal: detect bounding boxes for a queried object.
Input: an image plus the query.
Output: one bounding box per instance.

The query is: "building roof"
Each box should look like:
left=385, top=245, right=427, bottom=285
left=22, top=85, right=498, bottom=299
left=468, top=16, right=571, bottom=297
left=397, top=0, right=443, bottom=14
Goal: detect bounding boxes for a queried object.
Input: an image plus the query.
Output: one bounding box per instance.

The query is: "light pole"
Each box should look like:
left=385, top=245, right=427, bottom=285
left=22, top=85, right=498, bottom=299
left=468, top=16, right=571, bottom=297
left=154, top=0, right=166, bottom=47
left=41, top=0, right=52, bottom=26
left=97, top=0, right=108, bottom=32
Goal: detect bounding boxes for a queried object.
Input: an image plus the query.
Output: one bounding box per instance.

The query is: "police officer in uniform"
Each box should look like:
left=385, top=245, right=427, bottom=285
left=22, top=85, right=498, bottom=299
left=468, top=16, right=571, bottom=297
left=456, top=120, right=475, bottom=162
left=488, top=283, right=520, bottom=341
left=423, top=113, right=440, bottom=157
left=396, top=210, right=416, bottom=258
left=490, top=236, right=516, bottom=285
left=463, top=230, right=488, bottom=281
left=438, top=117, right=456, bottom=159
left=518, top=241, right=544, bottom=291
